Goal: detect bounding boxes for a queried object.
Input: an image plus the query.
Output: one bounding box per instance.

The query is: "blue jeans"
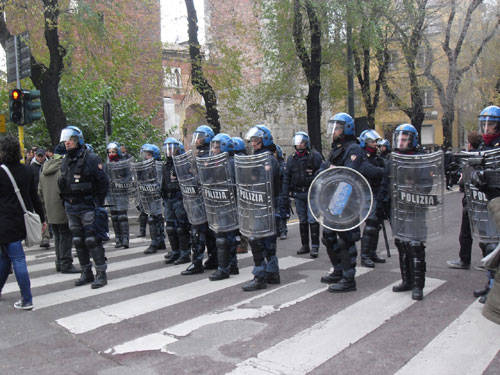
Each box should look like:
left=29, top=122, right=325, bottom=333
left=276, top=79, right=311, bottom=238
left=0, top=241, right=32, bottom=304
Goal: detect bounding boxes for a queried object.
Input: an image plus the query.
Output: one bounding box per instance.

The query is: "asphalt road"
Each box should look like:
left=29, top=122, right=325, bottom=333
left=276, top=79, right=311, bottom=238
left=0, top=188, right=499, bottom=375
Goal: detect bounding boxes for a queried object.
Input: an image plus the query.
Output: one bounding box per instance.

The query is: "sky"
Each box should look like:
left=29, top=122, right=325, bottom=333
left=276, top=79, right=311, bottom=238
left=161, top=0, right=205, bottom=45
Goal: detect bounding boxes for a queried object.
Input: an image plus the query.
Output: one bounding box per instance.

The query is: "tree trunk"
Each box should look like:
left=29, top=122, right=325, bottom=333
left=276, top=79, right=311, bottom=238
left=306, top=84, right=321, bottom=153
left=185, top=0, right=221, bottom=134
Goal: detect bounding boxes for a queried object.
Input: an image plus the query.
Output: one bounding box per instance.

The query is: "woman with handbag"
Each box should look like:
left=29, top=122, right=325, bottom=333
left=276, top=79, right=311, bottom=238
left=0, top=135, right=46, bottom=310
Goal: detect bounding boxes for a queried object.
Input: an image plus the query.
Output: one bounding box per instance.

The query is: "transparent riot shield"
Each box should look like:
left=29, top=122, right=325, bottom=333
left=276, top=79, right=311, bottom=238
left=308, top=167, right=373, bottom=231
left=196, top=152, right=239, bottom=233
left=462, top=149, right=500, bottom=243
left=106, top=159, right=134, bottom=211
left=234, top=152, right=275, bottom=239
left=391, top=150, right=444, bottom=242
left=131, top=158, right=163, bottom=215
left=173, top=150, right=207, bottom=225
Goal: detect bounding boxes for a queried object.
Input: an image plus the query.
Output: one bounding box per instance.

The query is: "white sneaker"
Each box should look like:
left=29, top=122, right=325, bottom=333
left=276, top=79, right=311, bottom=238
left=14, top=300, right=33, bottom=310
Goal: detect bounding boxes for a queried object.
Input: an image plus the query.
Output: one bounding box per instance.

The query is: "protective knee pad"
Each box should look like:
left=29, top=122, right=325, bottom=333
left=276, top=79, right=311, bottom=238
left=117, top=213, right=128, bottom=224
left=166, top=225, right=176, bottom=236
left=73, top=236, right=84, bottom=249
left=322, top=231, right=337, bottom=249
left=409, top=241, right=425, bottom=261
left=216, top=236, right=228, bottom=250
left=394, top=238, right=406, bottom=253
left=84, top=236, right=97, bottom=250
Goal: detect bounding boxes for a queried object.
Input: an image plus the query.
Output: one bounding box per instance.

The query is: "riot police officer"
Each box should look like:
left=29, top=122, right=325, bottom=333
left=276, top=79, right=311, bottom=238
left=204, top=133, right=239, bottom=280
left=139, top=144, right=166, bottom=254
left=358, top=129, right=387, bottom=267
left=241, top=124, right=281, bottom=291
left=377, top=139, right=391, bottom=159
left=58, top=126, right=109, bottom=289
left=232, top=136, right=249, bottom=254
left=275, top=145, right=290, bottom=241
left=161, top=138, right=192, bottom=266
left=320, top=113, right=367, bottom=292
left=470, top=105, right=500, bottom=303
left=282, top=132, right=322, bottom=257
left=106, top=142, right=131, bottom=249
left=183, top=125, right=218, bottom=274
left=391, top=124, right=430, bottom=300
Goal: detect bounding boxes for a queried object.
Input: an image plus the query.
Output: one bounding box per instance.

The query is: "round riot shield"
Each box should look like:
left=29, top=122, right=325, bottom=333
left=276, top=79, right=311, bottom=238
left=308, top=166, right=373, bottom=231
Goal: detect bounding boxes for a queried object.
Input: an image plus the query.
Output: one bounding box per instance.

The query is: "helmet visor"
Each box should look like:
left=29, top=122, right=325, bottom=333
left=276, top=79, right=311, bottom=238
left=479, top=119, right=500, bottom=135
left=191, top=132, right=205, bottom=147
left=245, top=127, right=265, bottom=142
left=60, top=128, right=78, bottom=143
left=393, top=131, right=414, bottom=151
left=293, top=134, right=308, bottom=147
left=163, top=143, right=177, bottom=157
left=209, top=140, right=222, bottom=156
left=363, top=130, right=381, bottom=145
left=141, top=150, right=153, bottom=160
left=327, top=120, right=345, bottom=136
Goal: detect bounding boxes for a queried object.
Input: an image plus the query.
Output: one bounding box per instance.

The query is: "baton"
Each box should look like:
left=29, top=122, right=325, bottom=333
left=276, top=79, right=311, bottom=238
left=381, top=220, right=391, bottom=257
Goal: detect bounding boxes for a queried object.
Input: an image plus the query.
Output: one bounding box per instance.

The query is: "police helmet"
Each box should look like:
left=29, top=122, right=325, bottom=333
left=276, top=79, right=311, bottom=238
left=293, top=131, right=310, bottom=150
left=231, top=137, right=246, bottom=153
left=478, top=105, right=500, bottom=136
left=359, top=129, right=381, bottom=148
left=327, top=113, right=355, bottom=137
left=106, top=142, right=122, bottom=157
left=191, top=125, right=215, bottom=147
left=163, top=137, right=185, bottom=157
left=245, top=124, right=274, bottom=147
left=60, top=125, right=84, bottom=145
left=210, top=133, right=233, bottom=155
left=393, top=124, right=418, bottom=151
left=377, top=138, right=391, bottom=152
left=141, top=143, right=161, bottom=161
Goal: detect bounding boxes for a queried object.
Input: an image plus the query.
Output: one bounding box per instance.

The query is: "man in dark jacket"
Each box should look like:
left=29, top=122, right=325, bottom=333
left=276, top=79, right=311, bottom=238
left=58, top=126, right=109, bottom=289
left=0, top=135, right=46, bottom=310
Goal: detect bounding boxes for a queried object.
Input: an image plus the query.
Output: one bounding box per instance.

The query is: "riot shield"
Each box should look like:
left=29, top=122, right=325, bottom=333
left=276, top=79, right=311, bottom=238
left=173, top=150, right=207, bottom=225
left=391, top=150, right=444, bottom=242
left=308, top=167, right=373, bottom=231
left=462, top=149, right=500, bottom=243
left=131, top=158, right=163, bottom=215
left=106, top=159, right=134, bottom=211
left=196, top=152, right=238, bottom=233
left=234, top=152, right=275, bottom=239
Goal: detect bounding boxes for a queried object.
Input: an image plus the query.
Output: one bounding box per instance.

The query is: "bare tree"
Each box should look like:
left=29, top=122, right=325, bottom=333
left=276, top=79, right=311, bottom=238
left=292, top=0, right=322, bottom=153
left=185, top=0, right=221, bottom=134
left=423, top=0, right=499, bottom=148
left=0, top=0, right=67, bottom=146
left=381, top=0, right=429, bottom=139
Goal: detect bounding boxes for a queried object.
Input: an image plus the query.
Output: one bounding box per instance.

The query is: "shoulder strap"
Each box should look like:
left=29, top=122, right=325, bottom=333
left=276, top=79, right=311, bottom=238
left=1, top=164, right=28, bottom=213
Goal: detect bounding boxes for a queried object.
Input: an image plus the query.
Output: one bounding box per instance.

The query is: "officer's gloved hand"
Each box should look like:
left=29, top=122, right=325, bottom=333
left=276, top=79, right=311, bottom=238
left=471, top=170, right=488, bottom=189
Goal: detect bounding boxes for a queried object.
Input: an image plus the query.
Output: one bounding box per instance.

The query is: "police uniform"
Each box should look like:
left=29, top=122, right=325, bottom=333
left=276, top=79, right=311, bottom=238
left=59, top=145, right=109, bottom=288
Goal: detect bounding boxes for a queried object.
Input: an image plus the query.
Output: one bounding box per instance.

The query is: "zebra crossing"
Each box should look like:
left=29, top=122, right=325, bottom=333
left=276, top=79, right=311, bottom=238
left=2, top=232, right=500, bottom=375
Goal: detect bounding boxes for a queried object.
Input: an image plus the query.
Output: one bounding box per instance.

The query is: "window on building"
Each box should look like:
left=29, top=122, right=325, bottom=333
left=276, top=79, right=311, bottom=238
left=422, top=87, right=434, bottom=107
left=163, top=97, right=177, bottom=134
left=416, top=47, right=431, bottom=69
left=421, top=124, right=434, bottom=145
left=164, top=67, right=182, bottom=89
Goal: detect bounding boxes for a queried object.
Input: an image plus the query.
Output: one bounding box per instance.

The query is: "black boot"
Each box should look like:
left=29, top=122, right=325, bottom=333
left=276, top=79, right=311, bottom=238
left=320, top=270, right=343, bottom=284
left=266, top=272, right=281, bottom=284
left=297, top=223, right=310, bottom=255
left=412, top=244, right=426, bottom=301
left=181, top=262, right=204, bottom=275
left=174, top=254, right=191, bottom=265
left=119, top=218, right=129, bottom=249
left=473, top=283, right=490, bottom=297
left=144, top=244, right=158, bottom=254
left=60, top=264, right=80, bottom=274
left=74, top=264, right=94, bottom=286
left=209, top=269, right=230, bottom=281
left=242, top=277, right=267, bottom=291
left=393, top=242, right=412, bottom=292
left=112, top=217, right=123, bottom=248
left=229, top=264, right=239, bottom=275
left=204, top=257, right=218, bottom=270
left=310, top=223, right=320, bottom=258
left=360, top=235, right=375, bottom=268
left=91, top=265, right=107, bottom=289
left=328, top=278, right=356, bottom=292
left=138, top=212, right=148, bottom=237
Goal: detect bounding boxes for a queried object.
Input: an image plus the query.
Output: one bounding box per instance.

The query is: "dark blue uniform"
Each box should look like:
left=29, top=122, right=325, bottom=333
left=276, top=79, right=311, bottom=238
left=320, top=138, right=366, bottom=291
left=282, top=149, right=322, bottom=255
left=59, top=146, right=109, bottom=288
left=162, top=157, right=191, bottom=264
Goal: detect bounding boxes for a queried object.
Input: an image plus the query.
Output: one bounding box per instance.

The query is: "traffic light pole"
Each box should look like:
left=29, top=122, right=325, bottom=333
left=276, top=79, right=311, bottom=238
left=18, top=125, right=25, bottom=164
left=14, top=35, right=20, bottom=90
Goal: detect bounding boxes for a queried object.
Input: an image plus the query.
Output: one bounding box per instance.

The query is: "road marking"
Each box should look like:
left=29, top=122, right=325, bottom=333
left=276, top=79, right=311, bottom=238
left=34, top=253, right=253, bottom=310
left=228, top=277, right=445, bottom=375
left=395, top=301, right=500, bottom=375
left=56, top=256, right=313, bottom=334
left=3, top=251, right=167, bottom=294
left=105, top=267, right=373, bottom=355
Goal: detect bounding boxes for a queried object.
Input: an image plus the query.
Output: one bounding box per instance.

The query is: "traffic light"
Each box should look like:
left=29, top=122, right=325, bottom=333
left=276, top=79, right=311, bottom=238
left=9, top=89, right=24, bottom=125
left=23, top=90, right=42, bottom=124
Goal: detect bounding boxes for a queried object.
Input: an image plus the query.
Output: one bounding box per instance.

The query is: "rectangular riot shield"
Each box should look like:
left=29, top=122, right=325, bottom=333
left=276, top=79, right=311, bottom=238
left=106, top=159, right=134, bottom=211
left=173, top=150, right=207, bottom=225
left=462, top=149, right=500, bottom=243
left=234, top=152, right=276, bottom=239
left=131, top=158, right=163, bottom=215
left=391, top=150, right=444, bottom=242
left=196, top=152, right=239, bottom=233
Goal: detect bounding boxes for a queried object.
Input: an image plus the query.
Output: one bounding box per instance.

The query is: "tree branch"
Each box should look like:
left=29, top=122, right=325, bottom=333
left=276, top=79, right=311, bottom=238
left=454, top=0, right=482, bottom=60
left=293, top=0, right=311, bottom=80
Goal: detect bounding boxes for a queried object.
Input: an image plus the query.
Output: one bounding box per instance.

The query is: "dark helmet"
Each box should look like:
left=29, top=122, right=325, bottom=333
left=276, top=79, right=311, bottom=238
left=393, top=124, right=418, bottom=151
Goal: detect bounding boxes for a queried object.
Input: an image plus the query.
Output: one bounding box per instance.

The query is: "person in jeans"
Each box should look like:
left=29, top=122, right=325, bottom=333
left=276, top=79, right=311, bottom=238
left=0, top=135, right=46, bottom=310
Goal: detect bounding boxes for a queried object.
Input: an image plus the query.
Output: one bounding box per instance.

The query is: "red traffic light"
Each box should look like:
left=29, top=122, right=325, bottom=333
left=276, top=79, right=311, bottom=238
left=11, top=89, right=23, bottom=101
